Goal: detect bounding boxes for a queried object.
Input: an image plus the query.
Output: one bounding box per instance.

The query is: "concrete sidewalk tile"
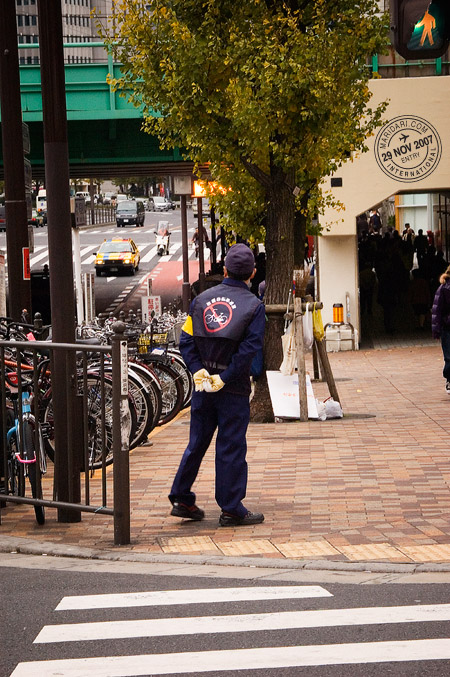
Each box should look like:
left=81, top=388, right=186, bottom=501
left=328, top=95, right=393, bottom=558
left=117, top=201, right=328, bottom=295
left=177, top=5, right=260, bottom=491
left=216, top=539, right=280, bottom=556
left=274, top=541, right=341, bottom=559
left=336, top=543, right=413, bottom=562
left=398, top=544, right=450, bottom=562
left=158, top=536, right=220, bottom=554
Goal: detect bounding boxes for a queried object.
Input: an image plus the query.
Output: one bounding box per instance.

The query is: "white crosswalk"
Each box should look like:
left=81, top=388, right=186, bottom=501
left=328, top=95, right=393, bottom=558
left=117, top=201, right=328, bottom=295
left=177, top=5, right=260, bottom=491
left=10, top=584, right=450, bottom=676
left=24, top=241, right=207, bottom=271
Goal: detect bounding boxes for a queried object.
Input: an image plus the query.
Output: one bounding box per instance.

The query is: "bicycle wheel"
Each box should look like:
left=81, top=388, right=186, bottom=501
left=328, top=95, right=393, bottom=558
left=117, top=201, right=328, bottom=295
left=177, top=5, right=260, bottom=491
left=167, top=350, right=193, bottom=409
left=128, top=361, right=162, bottom=431
left=23, top=422, right=45, bottom=525
left=149, top=362, right=184, bottom=426
left=7, top=432, right=25, bottom=498
left=42, top=374, right=137, bottom=470
left=23, top=421, right=45, bottom=524
left=83, top=364, right=154, bottom=451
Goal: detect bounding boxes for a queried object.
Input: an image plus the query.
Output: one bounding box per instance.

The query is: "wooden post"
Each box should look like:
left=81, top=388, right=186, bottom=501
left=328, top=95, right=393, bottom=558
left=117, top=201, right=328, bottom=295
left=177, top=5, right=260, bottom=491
left=293, top=270, right=308, bottom=422
left=315, top=338, right=341, bottom=404
left=312, top=341, right=320, bottom=381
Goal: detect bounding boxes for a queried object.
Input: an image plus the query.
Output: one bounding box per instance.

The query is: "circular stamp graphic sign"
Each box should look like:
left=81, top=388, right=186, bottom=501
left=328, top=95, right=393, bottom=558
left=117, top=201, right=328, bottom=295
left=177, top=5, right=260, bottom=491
left=374, top=115, right=442, bottom=183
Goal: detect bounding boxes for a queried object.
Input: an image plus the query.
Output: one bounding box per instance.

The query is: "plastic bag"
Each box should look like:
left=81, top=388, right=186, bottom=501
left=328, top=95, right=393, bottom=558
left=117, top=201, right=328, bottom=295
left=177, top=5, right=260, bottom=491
left=315, top=399, right=327, bottom=421
left=280, top=323, right=296, bottom=375
left=303, top=303, right=314, bottom=350
left=324, top=398, right=343, bottom=419
left=312, top=303, right=324, bottom=341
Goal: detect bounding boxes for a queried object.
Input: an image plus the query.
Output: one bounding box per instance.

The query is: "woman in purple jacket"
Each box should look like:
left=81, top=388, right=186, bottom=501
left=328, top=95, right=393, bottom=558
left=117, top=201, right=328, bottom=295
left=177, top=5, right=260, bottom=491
left=431, top=265, right=450, bottom=394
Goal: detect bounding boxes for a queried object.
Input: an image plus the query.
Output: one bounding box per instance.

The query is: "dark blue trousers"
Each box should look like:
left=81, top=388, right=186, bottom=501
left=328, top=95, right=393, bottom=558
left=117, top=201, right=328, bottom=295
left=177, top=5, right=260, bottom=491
left=441, top=327, right=450, bottom=382
left=169, top=389, right=249, bottom=517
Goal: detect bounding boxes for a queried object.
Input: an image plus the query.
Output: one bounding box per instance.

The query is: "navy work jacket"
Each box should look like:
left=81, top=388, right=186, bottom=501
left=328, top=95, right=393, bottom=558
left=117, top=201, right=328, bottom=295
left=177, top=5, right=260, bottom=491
left=180, top=278, right=265, bottom=396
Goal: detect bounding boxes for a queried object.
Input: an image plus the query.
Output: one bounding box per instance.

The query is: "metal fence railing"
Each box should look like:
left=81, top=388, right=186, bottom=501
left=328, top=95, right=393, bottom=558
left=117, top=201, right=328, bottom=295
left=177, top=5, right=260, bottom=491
left=0, top=322, right=130, bottom=545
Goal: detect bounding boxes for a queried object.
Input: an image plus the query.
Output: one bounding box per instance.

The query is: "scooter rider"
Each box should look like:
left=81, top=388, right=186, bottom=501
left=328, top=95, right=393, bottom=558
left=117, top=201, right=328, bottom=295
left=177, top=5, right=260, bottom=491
left=169, top=243, right=266, bottom=526
left=155, top=221, right=171, bottom=255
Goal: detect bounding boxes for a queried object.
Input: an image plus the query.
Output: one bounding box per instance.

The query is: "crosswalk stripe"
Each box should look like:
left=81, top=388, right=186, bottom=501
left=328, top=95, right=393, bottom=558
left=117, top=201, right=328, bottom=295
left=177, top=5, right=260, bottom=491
left=55, top=585, right=332, bottom=611
left=30, top=247, right=49, bottom=265
left=140, top=245, right=158, bottom=263
left=12, top=638, right=450, bottom=676
left=35, top=603, right=450, bottom=643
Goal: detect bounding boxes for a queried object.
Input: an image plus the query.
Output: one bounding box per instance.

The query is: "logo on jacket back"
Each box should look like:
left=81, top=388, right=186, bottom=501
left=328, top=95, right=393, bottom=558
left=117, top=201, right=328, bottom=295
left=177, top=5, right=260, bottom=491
left=203, top=297, right=236, bottom=333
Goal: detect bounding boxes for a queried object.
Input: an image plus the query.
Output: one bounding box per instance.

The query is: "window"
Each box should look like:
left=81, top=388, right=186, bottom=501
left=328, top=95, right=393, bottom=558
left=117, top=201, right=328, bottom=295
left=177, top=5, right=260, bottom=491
left=17, top=16, right=23, bottom=26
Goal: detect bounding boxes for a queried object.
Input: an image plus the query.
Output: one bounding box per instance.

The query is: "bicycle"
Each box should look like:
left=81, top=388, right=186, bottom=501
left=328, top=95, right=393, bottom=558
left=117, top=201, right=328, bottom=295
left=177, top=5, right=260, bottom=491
left=4, top=369, right=46, bottom=525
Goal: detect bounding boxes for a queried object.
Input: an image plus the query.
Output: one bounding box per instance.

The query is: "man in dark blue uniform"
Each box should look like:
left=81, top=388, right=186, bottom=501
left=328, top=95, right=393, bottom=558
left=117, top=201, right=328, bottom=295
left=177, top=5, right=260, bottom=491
left=169, top=243, right=266, bottom=526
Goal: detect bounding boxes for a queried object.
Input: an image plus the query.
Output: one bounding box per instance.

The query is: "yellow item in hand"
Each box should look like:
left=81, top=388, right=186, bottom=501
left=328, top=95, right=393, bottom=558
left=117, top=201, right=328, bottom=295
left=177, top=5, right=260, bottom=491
left=193, top=368, right=210, bottom=392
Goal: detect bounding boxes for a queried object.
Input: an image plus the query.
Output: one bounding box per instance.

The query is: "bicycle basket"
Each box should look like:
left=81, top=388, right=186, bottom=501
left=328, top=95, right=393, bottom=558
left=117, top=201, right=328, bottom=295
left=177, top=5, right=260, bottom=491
left=137, top=332, right=169, bottom=353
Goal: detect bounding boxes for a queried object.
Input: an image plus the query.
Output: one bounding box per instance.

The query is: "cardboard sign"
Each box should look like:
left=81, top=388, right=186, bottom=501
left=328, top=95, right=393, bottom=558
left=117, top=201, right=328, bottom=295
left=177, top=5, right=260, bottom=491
left=266, top=371, right=319, bottom=420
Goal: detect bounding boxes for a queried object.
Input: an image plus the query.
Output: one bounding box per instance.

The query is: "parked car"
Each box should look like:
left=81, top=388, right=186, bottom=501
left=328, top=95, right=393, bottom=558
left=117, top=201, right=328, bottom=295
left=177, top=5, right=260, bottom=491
left=147, top=196, right=172, bottom=212
left=116, top=194, right=128, bottom=203
left=94, top=238, right=140, bottom=277
left=116, top=199, right=145, bottom=227
left=75, top=191, right=98, bottom=205
left=0, top=205, right=5, bottom=232
left=103, top=192, right=116, bottom=205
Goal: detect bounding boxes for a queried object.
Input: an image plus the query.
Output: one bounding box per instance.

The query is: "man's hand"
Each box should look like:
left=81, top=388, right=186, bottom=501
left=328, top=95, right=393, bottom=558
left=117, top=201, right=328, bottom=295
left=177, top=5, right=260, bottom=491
left=207, top=375, right=225, bottom=392
left=193, top=368, right=210, bottom=392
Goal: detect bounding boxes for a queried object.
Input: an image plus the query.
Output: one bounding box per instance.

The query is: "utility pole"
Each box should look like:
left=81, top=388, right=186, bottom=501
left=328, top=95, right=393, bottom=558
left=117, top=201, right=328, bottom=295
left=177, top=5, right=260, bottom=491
left=38, top=0, right=80, bottom=521
left=0, top=0, right=32, bottom=320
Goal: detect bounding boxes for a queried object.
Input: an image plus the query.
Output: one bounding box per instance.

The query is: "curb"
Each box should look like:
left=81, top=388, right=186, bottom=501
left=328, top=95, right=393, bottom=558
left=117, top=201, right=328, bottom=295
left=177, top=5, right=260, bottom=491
left=2, top=536, right=450, bottom=574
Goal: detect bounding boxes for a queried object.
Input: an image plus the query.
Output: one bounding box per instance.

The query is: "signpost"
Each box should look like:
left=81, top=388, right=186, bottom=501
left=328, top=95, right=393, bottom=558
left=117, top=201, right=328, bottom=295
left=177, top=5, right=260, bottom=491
left=174, top=175, right=193, bottom=312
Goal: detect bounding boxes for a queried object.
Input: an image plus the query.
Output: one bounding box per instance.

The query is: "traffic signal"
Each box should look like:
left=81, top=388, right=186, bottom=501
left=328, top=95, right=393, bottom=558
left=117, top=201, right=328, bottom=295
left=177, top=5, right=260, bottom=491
left=391, top=1, right=450, bottom=59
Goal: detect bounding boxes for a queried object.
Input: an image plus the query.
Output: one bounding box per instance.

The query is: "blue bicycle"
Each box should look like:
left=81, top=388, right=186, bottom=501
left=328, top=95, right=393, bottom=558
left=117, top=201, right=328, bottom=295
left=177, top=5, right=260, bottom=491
left=5, top=370, right=46, bottom=525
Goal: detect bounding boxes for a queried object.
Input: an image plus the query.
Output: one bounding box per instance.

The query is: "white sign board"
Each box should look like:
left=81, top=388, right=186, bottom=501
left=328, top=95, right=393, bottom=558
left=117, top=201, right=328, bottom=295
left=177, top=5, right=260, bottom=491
left=141, top=295, right=162, bottom=321
left=266, top=371, right=319, bottom=420
left=173, top=176, right=192, bottom=195
left=74, top=196, right=87, bottom=227
left=120, top=340, right=128, bottom=396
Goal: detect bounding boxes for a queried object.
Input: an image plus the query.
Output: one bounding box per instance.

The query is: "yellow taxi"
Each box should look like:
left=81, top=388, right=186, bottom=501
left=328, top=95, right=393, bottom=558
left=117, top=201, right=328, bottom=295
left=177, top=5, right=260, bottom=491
left=94, top=238, right=140, bottom=276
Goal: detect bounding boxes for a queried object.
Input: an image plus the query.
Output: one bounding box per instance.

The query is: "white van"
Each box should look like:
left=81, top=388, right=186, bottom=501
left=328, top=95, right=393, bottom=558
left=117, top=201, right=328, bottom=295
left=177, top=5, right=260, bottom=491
left=37, top=188, right=47, bottom=212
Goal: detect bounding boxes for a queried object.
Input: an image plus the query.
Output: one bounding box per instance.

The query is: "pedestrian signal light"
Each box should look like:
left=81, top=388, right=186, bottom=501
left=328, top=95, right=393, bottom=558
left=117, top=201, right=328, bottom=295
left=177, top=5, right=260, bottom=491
left=391, top=0, right=450, bottom=59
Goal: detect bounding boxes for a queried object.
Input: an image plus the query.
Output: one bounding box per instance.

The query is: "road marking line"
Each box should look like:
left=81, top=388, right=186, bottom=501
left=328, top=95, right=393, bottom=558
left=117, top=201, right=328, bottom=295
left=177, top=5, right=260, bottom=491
left=30, top=248, right=50, bottom=265
left=55, top=585, right=332, bottom=610
left=13, top=639, right=450, bottom=676
left=140, top=245, right=158, bottom=263
left=36, top=603, right=450, bottom=643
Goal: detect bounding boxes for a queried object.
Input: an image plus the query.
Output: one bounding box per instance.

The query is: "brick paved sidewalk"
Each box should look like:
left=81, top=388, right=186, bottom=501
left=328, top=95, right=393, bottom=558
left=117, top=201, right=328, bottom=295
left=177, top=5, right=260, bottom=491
left=2, top=344, right=450, bottom=565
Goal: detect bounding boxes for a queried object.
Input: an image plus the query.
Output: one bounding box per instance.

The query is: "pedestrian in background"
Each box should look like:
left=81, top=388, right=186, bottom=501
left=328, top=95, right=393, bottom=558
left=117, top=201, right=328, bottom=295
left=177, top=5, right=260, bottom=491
left=169, top=243, right=266, bottom=526
left=431, top=264, right=450, bottom=395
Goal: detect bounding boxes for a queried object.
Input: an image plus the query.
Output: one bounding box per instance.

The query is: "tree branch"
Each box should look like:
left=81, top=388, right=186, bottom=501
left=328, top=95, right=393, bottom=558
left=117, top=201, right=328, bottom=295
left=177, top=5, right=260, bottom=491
left=240, top=154, right=272, bottom=189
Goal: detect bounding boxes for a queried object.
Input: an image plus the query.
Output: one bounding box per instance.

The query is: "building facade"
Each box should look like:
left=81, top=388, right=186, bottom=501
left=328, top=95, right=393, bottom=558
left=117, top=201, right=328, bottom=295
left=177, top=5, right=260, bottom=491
left=16, top=0, right=113, bottom=64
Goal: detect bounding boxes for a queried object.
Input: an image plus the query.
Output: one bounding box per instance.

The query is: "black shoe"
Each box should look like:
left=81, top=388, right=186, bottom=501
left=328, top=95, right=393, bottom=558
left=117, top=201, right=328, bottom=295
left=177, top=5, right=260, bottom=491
left=219, top=510, right=265, bottom=527
left=170, top=502, right=205, bottom=521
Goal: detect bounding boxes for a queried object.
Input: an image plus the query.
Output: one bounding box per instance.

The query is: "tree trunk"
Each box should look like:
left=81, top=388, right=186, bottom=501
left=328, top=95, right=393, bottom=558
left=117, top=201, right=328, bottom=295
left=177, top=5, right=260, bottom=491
left=250, top=168, right=295, bottom=422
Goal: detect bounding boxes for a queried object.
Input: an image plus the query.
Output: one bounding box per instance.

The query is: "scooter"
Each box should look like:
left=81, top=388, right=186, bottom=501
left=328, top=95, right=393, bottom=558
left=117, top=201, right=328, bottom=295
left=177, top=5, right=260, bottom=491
left=154, top=222, right=171, bottom=256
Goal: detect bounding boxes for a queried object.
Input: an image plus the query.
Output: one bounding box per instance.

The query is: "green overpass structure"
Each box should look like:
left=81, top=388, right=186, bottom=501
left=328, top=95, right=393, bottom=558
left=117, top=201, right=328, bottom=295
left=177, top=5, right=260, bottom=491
left=0, top=43, right=192, bottom=180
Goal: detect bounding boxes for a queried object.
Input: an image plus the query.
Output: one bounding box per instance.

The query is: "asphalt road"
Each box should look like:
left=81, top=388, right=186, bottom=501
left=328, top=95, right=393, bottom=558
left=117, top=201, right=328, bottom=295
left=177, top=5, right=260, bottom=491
left=2, top=553, right=450, bottom=676
left=0, top=206, right=217, bottom=318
